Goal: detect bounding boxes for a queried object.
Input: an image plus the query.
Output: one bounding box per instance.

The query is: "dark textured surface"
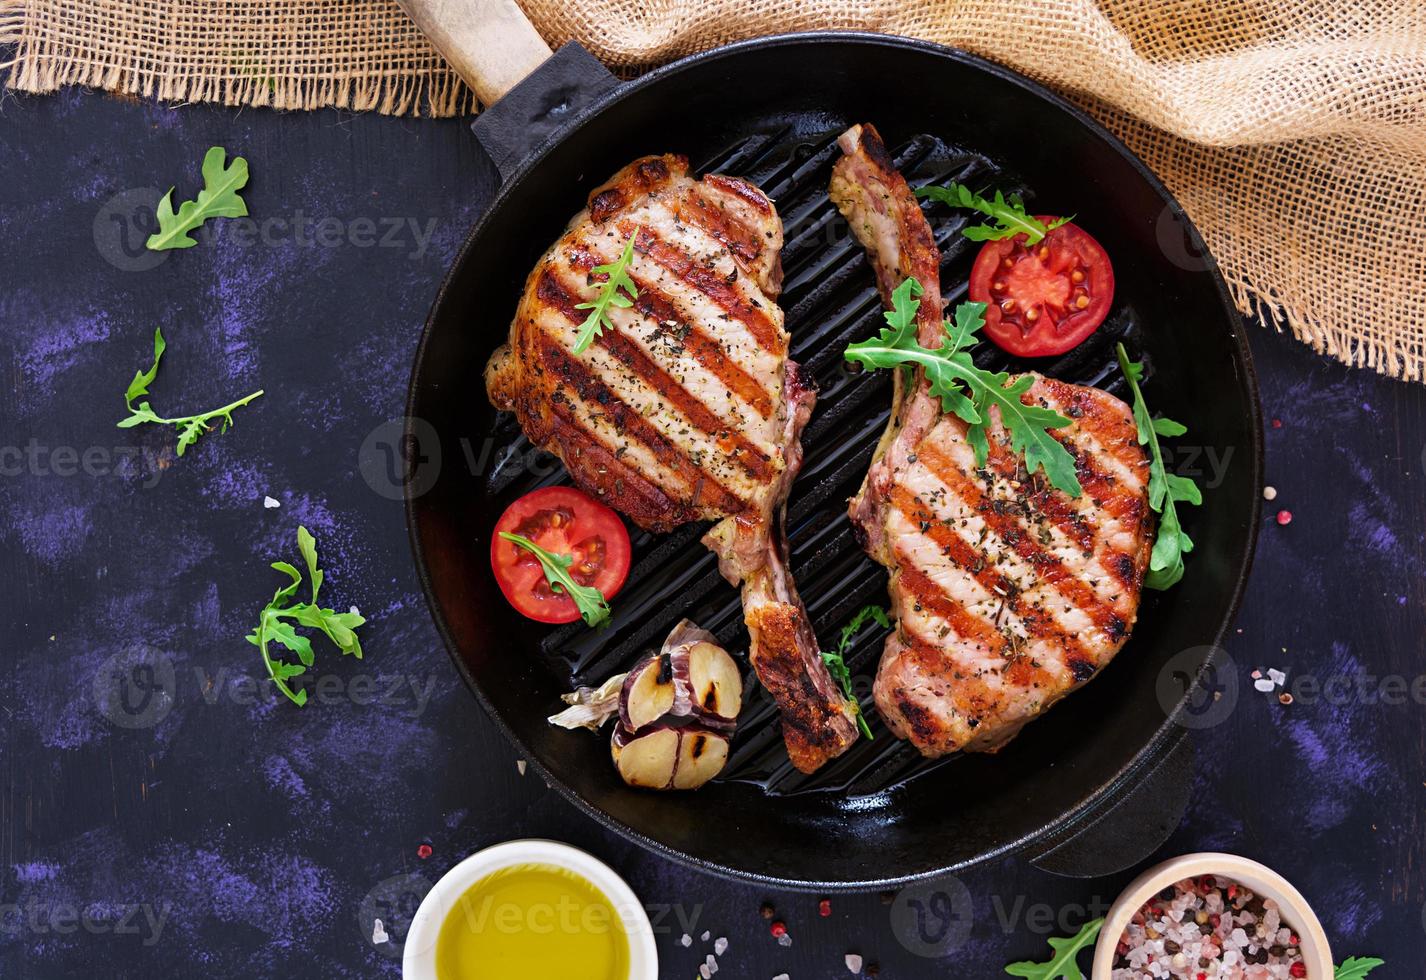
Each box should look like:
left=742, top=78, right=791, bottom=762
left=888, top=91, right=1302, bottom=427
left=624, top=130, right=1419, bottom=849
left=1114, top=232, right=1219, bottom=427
left=1, top=88, right=1423, bottom=977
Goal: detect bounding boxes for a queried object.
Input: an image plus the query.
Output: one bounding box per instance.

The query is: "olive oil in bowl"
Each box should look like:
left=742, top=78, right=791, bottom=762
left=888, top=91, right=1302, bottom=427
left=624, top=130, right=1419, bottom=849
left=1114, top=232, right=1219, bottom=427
left=434, top=863, right=630, bottom=980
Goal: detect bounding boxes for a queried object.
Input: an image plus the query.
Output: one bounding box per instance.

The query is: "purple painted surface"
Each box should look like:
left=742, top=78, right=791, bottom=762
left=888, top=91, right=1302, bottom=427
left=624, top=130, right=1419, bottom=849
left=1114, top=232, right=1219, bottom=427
left=0, top=88, right=1422, bottom=978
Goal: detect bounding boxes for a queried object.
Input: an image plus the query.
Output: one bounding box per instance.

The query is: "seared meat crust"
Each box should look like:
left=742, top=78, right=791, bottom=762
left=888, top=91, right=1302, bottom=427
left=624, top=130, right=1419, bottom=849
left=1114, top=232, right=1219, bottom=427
left=488, top=155, right=858, bottom=772
left=831, top=124, right=1153, bottom=758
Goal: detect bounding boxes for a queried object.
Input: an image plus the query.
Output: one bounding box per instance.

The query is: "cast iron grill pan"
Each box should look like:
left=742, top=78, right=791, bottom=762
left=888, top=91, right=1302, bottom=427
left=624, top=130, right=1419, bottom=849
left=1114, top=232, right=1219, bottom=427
left=484, top=128, right=1149, bottom=798
left=408, top=34, right=1261, bottom=887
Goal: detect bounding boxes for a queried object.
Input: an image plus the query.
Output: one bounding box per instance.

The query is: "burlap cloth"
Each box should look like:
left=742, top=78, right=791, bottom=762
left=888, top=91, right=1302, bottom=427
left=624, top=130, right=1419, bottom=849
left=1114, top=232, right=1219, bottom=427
left=5, top=2, right=1424, bottom=381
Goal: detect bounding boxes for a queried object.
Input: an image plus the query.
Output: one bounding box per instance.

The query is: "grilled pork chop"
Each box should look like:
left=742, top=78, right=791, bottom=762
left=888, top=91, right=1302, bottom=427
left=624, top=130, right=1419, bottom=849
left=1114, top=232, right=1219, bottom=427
left=831, top=123, right=1154, bottom=757
left=486, top=155, right=859, bottom=773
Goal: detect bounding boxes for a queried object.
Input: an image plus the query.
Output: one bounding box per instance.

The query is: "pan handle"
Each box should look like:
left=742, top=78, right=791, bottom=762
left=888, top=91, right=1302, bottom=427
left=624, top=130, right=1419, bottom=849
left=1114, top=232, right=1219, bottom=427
left=395, top=0, right=553, bottom=106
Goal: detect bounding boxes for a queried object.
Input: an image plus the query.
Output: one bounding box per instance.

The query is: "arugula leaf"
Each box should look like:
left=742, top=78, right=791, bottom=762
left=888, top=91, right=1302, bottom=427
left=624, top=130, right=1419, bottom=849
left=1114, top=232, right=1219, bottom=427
left=1004, top=918, right=1103, bottom=980
left=1114, top=343, right=1201, bottom=590
left=916, top=181, right=1072, bottom=245
left=498, top=531, right=612, bottom=628
left=146, top=146, right=250, bottom=251
left=1336, top=957, right=1385, bottom=980
left=820, top=604, right=891, bottom=740
left=116, top=327, right=263, bottom=456
left=572, top=230, right=640, bottom=354
left=245, top=526, right=368, bottom=706
left=845, top=279, right=1082, bottom=497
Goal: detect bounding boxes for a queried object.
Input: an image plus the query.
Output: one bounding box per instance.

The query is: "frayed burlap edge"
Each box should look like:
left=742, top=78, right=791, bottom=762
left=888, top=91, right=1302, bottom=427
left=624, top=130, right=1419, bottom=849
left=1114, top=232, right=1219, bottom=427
left=0, top=0, right=474, bottom=117
left=1229, top=279, right=1421, bottom=382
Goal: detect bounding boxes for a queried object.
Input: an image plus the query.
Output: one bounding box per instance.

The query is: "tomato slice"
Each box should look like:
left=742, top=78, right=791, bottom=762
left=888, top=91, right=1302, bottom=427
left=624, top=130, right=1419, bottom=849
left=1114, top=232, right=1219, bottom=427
left=968, top=218, right=1115, bottom=358
left=490, top=486, right=632, bottom=624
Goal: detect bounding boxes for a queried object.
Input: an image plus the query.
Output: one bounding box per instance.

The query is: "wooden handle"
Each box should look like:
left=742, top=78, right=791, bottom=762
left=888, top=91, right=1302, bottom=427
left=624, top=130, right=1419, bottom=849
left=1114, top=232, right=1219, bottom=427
left=396, top=0, right=553, bottom=106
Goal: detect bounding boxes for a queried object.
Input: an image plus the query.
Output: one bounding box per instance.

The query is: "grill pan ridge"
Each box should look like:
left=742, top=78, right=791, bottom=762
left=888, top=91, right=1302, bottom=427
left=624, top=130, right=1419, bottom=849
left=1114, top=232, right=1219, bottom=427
left=485, top=128, right=1152, bottom=798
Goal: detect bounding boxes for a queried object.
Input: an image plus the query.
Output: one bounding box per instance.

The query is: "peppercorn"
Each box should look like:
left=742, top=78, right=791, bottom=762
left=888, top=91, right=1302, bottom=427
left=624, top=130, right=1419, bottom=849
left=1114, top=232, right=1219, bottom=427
left=416, top=843, right=432, bottom=859
left=770, top=921, right=787, bottom=938
left=760, top=902, right=776, bottom=920
left=1290, top=963, right=1307, bottom=978
left=818, top=898, right=832, bottom=917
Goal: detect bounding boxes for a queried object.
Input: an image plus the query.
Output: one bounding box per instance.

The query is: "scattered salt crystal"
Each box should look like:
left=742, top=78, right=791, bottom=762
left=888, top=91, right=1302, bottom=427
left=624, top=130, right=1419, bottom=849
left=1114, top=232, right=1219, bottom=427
left=372, top=919, right=389, bottom=945
left=773, top=975, right=790, bottom=980
left=349, top=605, right=361, bottom=616
left=1267, top=668, right=1286, bottom=685
left=1262, top=486, right=1277, bottom=501
left=714, top=937, right=728, bottom=955
left=680, top=933, right=692, bottom=947
left=701, top=930, right=711, bottom=942
left=1250, top=669, right=1262, bottom=680
left=707, top=954, right=719, bottom=974
left=699, top=965, right=711, bottom=979
left=845, top=952, right=863, bottom=973
left=1253, top=678, right=1275, bottom=693
left=264, top=495, right=281, bottom=508
left=516, top=760, right=527, bottom=775
left=777, top=933, right=793, bottom=947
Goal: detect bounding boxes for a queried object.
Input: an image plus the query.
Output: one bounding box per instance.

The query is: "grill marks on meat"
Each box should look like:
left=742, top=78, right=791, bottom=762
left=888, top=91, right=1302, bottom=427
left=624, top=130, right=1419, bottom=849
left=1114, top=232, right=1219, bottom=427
left=831, top=123, right=1153, bottom=758
left=879, top=383, right=1152, bottom=755
left=488, top=155, right=788, bottom=532
left=487, top=154, right=858, bottom=773
left=830, top=124, right=948, bottom=567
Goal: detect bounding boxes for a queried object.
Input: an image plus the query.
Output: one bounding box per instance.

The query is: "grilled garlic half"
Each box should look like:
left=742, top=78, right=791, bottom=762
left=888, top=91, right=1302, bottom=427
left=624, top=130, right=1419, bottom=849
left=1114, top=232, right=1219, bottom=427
left=549, top=619, right=743, bottom=791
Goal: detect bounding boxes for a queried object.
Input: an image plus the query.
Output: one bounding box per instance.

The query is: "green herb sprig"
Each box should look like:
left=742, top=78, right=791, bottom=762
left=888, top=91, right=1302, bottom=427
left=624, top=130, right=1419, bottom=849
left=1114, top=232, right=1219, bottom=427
left=146, top=146, right=250, bottom=251
left=245, top=526, right=366, bottom=706
left=916, top=181, right=1071, bottom=245
left=1336, top=957, right=1385, bottom=980
left=1115, top=343, right=1201, bottom=590
left=820, top=604, right=891, bottom=740
left=845, top=278, right=1082, bottom=497
left=572, top=230, right=640, bottom=354
left=1004, top=917, right=1103, bottom=980
left=498, top=531, right=612, bottom=628
left=116, top=327, right=263, bottom=456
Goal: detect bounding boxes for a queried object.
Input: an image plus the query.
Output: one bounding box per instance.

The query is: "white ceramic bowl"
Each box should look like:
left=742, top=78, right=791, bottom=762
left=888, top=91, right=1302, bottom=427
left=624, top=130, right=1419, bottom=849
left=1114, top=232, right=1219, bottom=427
left=403, top=839, right=658, bottom=980
left=1092, top=852, right=1332, bottom=979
